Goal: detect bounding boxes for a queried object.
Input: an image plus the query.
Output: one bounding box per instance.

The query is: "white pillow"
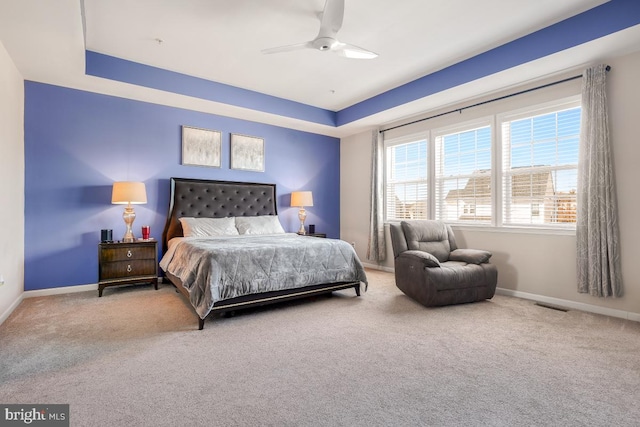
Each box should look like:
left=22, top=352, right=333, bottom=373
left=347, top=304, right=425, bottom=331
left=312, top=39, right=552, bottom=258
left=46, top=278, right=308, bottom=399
left=235, top=215, right=285, bottom=235
left=179, top=217, right=239, bottom=237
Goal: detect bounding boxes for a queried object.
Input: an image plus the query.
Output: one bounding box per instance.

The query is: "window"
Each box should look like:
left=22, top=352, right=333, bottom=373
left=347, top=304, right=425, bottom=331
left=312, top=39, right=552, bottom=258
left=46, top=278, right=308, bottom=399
left=385, top=138, right=428, bottom=220
left=434, top=124, right=492, bottom=224
left=500, top=101, right=580, bottom=227
left=531, top=203, right=540, bottom=216
left=383, top=96, right=580, bottom=231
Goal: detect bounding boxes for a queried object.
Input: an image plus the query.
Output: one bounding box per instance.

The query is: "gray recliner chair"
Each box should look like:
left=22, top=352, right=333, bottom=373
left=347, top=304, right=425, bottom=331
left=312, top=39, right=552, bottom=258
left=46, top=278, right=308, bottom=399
left=389, top=220, right=497, bottom=307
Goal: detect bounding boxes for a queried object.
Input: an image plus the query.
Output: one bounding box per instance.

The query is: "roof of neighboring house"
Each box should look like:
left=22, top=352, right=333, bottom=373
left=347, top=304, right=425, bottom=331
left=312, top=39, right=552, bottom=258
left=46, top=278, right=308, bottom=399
left=445, top=170, right=554, bottom=201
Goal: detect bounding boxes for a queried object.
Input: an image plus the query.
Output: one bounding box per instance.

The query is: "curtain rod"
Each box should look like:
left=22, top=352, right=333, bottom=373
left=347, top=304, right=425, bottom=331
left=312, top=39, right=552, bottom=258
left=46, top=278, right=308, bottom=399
left=381, top=65, right=611, bottom=134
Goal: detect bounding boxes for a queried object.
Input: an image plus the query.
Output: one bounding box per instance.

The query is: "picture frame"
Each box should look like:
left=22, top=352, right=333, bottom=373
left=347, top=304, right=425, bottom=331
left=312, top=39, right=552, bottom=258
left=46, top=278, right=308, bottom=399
left=181, top=125, right=222, bottom=168
left=230, top=133, right=265, bottom=172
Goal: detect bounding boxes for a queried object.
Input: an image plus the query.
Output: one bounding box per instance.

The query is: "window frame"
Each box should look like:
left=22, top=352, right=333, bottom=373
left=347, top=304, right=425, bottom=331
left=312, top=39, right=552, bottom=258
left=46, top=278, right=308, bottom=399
left=383, top=133, right=429, bottom=222
left=497, top=96, right=581, bottom=230
left=432, top=117, right=494, bottom=225
left=382, top=95, right=581, bottom=235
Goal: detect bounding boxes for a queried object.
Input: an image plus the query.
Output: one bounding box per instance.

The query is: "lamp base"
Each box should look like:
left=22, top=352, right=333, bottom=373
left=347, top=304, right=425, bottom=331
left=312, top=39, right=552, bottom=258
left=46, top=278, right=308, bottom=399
left=297, top=207, right=307, bottom=235
left=122, top=205, right=137, bottom=242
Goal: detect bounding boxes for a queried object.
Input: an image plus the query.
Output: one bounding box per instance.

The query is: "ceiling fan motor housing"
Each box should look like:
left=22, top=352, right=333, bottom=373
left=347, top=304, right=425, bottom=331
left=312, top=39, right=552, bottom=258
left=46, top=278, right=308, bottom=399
left=313, top=37, right=339, bottom=51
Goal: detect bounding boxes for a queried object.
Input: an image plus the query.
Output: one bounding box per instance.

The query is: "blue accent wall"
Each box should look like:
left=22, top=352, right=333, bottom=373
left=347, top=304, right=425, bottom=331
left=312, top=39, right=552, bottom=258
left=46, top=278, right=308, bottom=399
left=24, top=82, right=340, bottom=291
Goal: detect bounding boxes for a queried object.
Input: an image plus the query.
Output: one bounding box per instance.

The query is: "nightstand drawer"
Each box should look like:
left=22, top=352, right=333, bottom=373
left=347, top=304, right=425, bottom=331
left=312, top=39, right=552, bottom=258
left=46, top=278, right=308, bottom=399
left=100, top=259, right=157, bottom=280
left=100, top=245, right=155, bottom=262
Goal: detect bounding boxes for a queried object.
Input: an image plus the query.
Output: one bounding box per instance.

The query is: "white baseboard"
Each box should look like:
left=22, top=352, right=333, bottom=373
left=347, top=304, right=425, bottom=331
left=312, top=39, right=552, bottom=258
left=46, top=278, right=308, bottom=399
left=496, top=287, right=640, bottom=322
left=362, top=262, right=394, bottom=273
left=21, top=277, right=165, bottom=298
left=0, top=293, right=24, bottom=326
left=23, top=283, right=99, bottom=298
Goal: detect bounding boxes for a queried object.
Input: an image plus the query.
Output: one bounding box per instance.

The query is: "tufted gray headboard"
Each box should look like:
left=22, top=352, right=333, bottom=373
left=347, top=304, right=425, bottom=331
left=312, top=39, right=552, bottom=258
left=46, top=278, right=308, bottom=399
left=161, top=178, right=278, bottom=253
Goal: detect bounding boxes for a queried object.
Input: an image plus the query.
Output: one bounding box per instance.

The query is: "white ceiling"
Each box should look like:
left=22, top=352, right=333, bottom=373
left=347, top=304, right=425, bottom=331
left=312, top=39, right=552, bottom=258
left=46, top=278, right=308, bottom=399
left=82, top=0, right=608, bottom=111
left=1, top=0, right=640, bottom=137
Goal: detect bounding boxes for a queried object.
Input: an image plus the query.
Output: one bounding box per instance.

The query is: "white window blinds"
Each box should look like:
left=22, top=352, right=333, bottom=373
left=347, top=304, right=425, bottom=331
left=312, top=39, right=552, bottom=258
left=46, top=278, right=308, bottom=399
left=501, top=104, right=580, bottom=227
left=435, top=125, right=492, bottom=224
left=385, top=139, right=428, bottom=220
left=382, top=97, right=580, bottom=231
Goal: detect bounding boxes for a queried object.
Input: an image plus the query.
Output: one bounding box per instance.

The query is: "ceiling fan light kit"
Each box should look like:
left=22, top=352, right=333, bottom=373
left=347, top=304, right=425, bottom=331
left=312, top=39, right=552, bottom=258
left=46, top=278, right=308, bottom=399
left=262, top=0, right=377, bottom=59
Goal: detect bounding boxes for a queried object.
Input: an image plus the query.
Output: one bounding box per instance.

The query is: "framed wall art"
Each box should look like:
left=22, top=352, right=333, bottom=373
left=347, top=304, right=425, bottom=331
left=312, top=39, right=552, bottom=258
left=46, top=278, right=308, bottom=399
left=181, top=125, right=222, bottom=168
left=230, top=133, right=265, bottom=172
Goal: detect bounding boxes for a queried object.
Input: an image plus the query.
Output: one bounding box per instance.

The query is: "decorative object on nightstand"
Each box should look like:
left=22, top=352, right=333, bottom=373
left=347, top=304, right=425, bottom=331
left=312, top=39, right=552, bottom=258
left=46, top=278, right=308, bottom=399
left=291, top=191, right=313, bottom=235
left=100, top=229, right=113, bottom=243
left=111, top=181, right=147, bottom=242
left=98, top=240, right=158, bottom=297
left=141, top=225, right=150, bottom=240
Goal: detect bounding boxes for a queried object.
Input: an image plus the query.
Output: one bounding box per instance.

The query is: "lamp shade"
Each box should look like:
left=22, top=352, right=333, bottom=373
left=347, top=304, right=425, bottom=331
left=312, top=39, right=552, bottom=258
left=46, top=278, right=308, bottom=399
left=291, top=191, right=313, bottom=207
left=111, top=181, right=147, bottom=205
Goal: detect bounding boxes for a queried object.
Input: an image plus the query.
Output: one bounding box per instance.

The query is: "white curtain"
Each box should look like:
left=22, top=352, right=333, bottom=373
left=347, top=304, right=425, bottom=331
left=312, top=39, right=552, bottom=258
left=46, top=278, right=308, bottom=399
left=576, top=64, right=622, bottom=297
left=367, top=129, right=386, bottom=262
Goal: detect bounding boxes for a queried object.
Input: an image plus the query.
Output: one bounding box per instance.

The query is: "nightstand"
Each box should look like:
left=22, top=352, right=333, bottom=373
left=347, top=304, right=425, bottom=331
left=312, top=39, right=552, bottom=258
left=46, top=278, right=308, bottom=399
left=304, top=233, right=327, bottom=238
left=98, top=240, right=158, bottom=297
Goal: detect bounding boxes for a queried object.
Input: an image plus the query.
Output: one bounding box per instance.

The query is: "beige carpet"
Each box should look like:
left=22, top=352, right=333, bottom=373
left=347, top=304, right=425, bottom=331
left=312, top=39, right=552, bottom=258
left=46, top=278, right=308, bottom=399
left=1, top=269, right=639, bottom=426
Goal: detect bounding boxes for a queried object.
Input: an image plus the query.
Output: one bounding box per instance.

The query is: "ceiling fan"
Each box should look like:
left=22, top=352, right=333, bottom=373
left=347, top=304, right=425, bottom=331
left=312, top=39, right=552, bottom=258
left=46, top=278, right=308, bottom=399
left=262, top=0, right=378, bottom=59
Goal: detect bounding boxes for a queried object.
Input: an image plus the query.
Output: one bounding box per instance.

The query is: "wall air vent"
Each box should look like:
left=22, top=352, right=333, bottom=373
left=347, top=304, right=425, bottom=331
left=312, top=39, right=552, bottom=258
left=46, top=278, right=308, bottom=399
left=535, top=302, right=569, bottom=312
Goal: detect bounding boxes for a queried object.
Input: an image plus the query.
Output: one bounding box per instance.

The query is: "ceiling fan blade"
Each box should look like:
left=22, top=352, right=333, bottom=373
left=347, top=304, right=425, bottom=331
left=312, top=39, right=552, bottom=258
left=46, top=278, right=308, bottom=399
left=261, top=42, right=312, bottom=55
left=262, top=0, right=376, bottom=59
left=333, top=42, right=378, bottom=59
left=318, top=0, right=344, bottom=38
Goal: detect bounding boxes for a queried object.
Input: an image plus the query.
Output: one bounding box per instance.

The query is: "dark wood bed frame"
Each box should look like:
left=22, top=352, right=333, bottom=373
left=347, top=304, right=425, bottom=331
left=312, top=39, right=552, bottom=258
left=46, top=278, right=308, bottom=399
left=161, top=177, right=361, bottom=330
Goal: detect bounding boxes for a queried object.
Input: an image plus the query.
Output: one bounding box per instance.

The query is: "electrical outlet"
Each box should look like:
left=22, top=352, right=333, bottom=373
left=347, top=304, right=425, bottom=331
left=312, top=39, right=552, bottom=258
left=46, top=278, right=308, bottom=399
left=351, top=242, right=356, bottom=249
left=0, top=275, right=4, bottom=286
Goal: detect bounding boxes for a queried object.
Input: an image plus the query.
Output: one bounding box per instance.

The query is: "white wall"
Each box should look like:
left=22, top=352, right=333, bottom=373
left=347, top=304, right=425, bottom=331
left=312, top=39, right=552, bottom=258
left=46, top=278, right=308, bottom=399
left=0, top=40, right=25, bottom=323
left=341, top=50, right=640, bottom=316
left=340, top=131, right=373, bottom=261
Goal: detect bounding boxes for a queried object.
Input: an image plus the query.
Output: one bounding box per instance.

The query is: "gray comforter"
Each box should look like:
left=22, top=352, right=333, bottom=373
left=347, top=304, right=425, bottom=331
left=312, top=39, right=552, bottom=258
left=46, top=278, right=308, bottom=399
left=160, top=234, right=368, bottom=318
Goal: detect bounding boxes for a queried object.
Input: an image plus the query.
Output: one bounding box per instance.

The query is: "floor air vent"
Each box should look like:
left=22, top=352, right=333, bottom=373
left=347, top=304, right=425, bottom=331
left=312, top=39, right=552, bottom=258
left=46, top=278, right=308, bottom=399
left=535, top=302, right=569, bottom=312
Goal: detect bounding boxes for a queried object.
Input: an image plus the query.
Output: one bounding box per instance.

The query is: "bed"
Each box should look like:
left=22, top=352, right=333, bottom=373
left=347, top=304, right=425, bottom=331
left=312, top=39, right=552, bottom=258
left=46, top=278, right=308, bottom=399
left=160, top=177, right=368, bottom=329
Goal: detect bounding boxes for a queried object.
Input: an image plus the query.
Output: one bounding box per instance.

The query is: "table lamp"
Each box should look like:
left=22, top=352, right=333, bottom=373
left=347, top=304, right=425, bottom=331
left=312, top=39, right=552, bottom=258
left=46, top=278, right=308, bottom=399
left=112, top=181, right=147, bottom=242
left=291, top=191, right=313, bottom=235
